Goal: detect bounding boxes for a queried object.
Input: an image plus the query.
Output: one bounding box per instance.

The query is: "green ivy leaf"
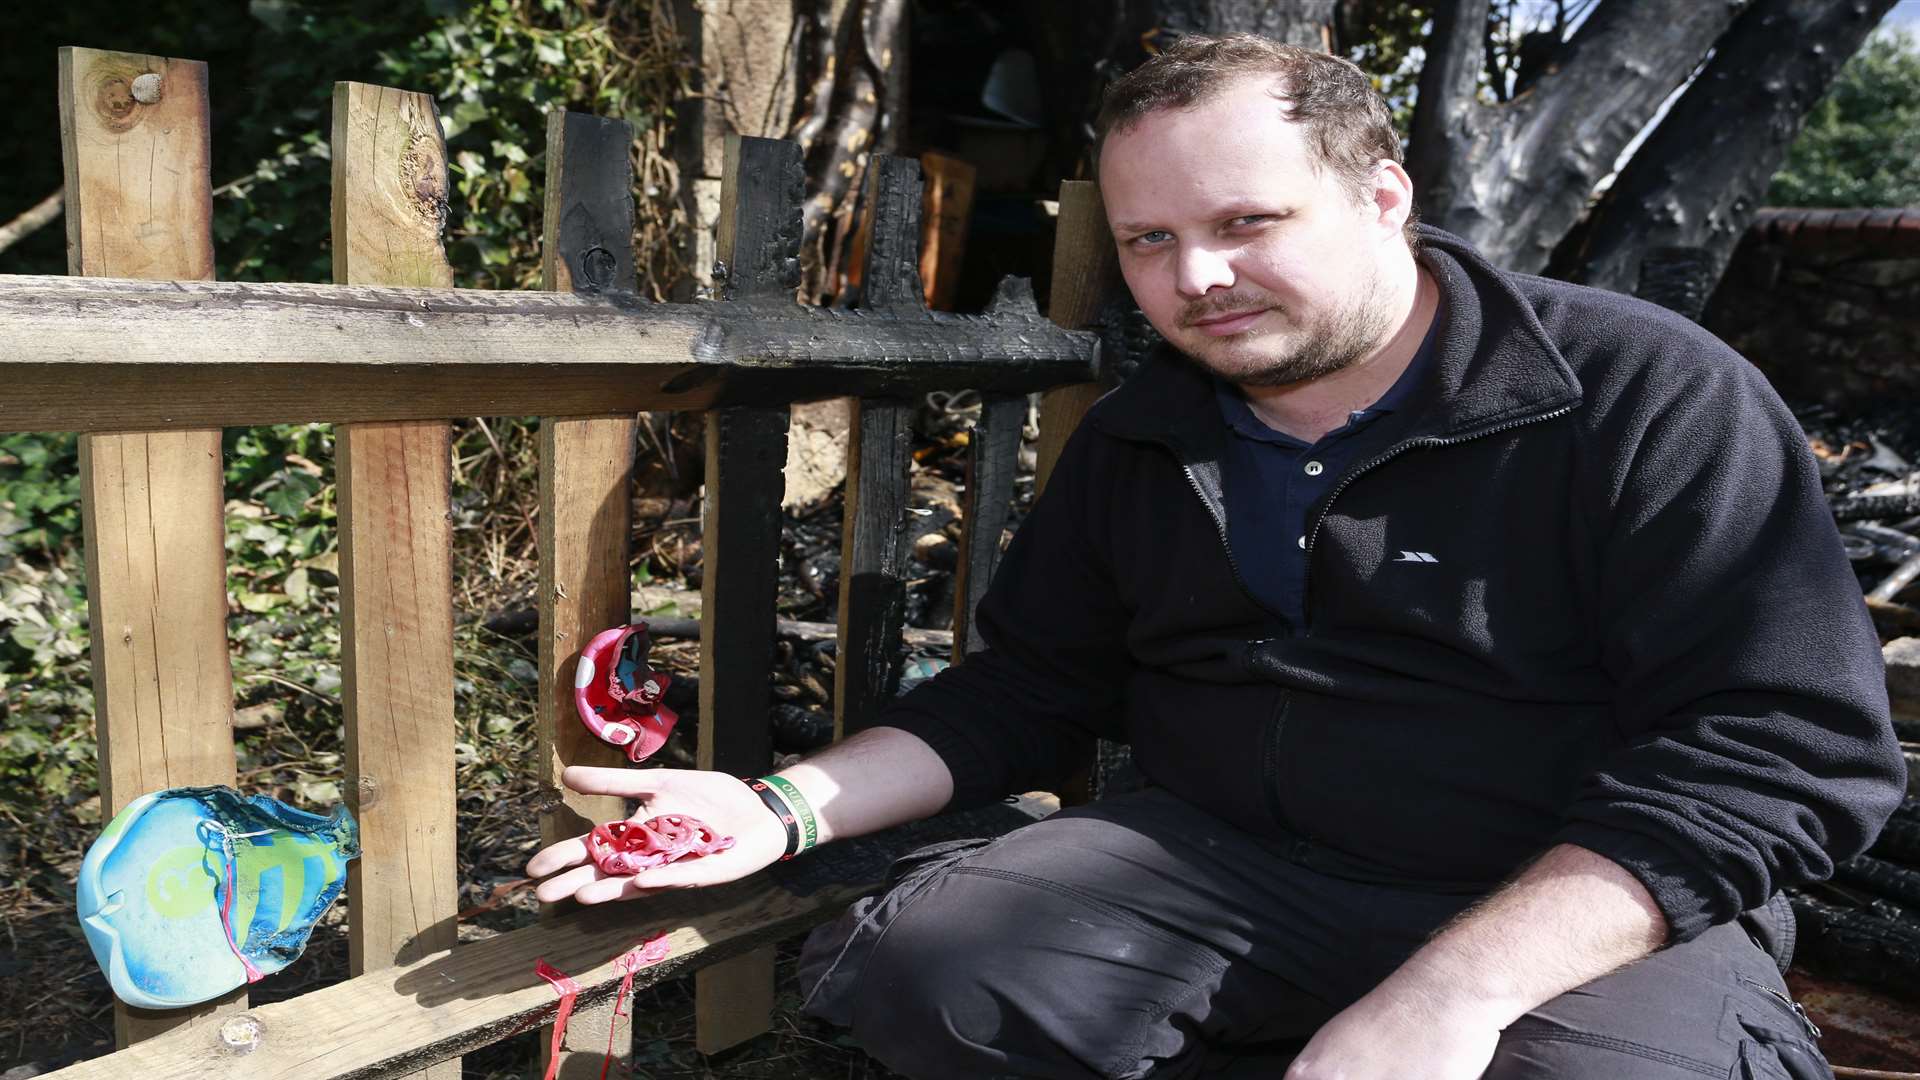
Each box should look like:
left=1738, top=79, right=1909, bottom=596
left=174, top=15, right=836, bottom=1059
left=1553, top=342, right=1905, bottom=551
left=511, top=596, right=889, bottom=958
left=262, top=472, right=321, bottom=518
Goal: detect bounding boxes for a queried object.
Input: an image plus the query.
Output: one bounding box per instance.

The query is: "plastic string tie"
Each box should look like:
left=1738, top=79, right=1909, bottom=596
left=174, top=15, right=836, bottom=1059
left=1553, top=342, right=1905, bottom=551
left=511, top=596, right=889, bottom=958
left=533, top=934, right=674, bottom=1080
left=599, top=933, right=674, bottom=1080
left=535, top=959, right=581, bottom=1080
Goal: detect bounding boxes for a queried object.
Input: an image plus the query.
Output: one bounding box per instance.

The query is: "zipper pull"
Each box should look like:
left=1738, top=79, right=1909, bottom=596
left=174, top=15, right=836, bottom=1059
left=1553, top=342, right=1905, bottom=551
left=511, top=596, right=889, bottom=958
left=1761, top=985, right=1822, bottom=1040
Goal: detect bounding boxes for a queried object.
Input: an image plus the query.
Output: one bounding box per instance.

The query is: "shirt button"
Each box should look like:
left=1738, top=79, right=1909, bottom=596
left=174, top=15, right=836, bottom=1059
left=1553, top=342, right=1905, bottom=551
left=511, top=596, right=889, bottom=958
left=1297, top=535, right=1307, bottom=549
left=1303, top=460, right=1324, bottom=476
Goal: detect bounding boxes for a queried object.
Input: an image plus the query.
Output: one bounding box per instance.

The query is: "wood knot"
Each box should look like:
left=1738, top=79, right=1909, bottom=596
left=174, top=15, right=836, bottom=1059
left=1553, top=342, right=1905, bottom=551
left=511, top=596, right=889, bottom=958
left=355, top=774, right=381, bottom=811
left=90, top=74, right=141, bottom=133
left=400, top=131, right=448, bottom=231
left=578, top=245, right=617, bottom=290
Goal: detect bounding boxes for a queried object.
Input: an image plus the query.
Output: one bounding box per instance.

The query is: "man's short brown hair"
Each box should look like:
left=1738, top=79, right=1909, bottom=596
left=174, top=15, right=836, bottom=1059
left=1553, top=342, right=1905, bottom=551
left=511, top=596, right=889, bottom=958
left=1095, top=33, right=1411, bottom=219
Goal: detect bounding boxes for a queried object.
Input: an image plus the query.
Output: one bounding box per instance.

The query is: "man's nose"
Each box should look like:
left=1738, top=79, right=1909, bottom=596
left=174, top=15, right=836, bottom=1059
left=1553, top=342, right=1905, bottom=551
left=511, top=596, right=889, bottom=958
left=1174, top=245, right=1234, bottom=298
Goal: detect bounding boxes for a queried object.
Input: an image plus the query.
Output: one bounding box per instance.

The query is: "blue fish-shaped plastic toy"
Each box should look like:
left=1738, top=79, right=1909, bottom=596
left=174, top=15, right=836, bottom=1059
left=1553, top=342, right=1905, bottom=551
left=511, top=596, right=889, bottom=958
left=77, top=786, right=359, bottom=1009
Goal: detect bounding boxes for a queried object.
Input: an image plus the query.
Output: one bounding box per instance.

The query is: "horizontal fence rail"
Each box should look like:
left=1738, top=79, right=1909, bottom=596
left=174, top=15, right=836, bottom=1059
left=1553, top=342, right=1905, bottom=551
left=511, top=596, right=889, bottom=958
left=0, top=275, right=1098, bottom=431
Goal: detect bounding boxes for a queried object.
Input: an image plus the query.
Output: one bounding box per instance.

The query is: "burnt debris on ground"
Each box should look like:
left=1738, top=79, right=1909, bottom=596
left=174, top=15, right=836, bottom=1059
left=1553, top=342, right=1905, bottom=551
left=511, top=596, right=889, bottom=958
left=1787, top=399, right=1920, bottom=1037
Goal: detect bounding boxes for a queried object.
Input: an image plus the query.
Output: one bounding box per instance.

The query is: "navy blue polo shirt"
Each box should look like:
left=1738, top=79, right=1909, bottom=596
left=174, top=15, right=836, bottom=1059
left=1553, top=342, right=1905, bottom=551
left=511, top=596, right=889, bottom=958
left=1213, top=316, right=1441, bottom=627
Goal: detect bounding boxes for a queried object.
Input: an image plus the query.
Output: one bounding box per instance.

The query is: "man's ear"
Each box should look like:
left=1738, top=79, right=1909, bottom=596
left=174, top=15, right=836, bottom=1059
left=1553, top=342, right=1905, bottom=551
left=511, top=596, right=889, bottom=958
left=1371, top=160, right=1416, bottom=236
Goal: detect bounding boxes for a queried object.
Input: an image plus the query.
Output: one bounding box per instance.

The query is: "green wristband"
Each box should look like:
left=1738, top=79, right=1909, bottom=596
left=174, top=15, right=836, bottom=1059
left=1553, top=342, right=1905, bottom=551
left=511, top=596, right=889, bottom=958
left=759, top=774, right=819, bottom=854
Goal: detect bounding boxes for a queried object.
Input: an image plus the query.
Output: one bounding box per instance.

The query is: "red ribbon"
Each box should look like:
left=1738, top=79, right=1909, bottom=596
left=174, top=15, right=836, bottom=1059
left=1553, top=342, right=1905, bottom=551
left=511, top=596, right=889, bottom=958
left=535, top=932, right=674, bottom=1080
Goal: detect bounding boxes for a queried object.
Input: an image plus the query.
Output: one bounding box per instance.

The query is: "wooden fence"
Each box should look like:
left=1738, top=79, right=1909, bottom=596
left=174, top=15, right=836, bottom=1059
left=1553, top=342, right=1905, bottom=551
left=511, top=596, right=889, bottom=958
left=3, top=47, right=1113, bottom=1078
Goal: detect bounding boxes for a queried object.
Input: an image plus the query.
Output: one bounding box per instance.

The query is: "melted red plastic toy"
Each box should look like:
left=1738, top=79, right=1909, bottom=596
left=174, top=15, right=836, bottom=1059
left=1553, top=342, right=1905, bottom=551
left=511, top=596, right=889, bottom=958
left=573, top=623, right=678, bottom=763
left=587, top=815, right=734, bottom=876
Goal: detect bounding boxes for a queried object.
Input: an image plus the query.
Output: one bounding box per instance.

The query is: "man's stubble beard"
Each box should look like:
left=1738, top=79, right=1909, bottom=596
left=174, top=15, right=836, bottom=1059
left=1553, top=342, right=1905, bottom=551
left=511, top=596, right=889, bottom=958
left=1180, top=267, right=1395, bottom=389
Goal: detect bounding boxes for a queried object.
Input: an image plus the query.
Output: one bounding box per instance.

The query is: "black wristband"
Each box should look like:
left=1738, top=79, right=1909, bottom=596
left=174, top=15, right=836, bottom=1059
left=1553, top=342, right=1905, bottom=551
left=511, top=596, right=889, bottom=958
left=744, top=778, right=800, bottom=860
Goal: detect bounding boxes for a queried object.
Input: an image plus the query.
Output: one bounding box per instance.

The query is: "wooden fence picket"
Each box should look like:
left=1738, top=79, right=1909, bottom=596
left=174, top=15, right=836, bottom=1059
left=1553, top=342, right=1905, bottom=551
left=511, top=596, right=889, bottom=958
left=330, top=79, right=462, bottom=1080
left=1035, top=181, right=1117, bottom=497
left=691, top=133, right=803, bottom=1053
left=58, top=45, right=243, bottom=1047
left=535, top=107, right=642, bottom=1075
left=834, top=155, right=923, bottom=733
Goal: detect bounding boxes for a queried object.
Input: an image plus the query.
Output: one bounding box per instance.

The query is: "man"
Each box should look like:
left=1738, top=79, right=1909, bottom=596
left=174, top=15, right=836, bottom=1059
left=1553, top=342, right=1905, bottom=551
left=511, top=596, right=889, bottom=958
left=529, top=35, right=1907, bottom=1078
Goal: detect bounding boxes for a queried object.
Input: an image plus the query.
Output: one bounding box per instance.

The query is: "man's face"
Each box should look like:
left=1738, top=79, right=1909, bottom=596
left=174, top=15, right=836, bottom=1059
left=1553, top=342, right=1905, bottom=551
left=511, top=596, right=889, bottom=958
left=1099, top=77, right=1401, bottom=387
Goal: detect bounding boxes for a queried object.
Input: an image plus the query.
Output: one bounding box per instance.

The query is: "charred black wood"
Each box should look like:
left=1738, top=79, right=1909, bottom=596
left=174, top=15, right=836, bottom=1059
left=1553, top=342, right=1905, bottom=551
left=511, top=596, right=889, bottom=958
left=1791, top=892, right=1920, bottom=997
left=634, top=613, right=953, bottom=651
left=715, top=135, right=805, bottom=301
left=836, top=155, right=923, bottom=736
left=1555, top=0, right=1898, bottom=294
left=1097, top=295, right=1165, bottom=385
left=1834, top=492, right=1920, bottom=524
left=1023, top=1, right=1337, bottom=188
left=853, top=153, right=925, bottom=310
left=699, top=405, right=788, bottom=778
left=0, top=274, right=1101, bottom=433
left=545, top=112, right=638, bottom=295
left=1867, top=597, right=1920, bottom=643
left=1142, top=0, right=1337, bottom=45
left=952, top=278, right=1038, bottom=662
left=790, top=0, right=908, bottom=302
left=772, top=702, right=836, bottom=753
left=1840, top=523, right=1920, bottom=566
left=1874, top=813, right=1920, bottom=867
left=1836, top=854, right=1920, bottom=913
left=699, top=136, right=804, bottom=778
left=952, top=391, right=1022, bottom=661
left=1632, top=247, right=1718, bottom=323
left=1870, top=551, right=1920, bottom=604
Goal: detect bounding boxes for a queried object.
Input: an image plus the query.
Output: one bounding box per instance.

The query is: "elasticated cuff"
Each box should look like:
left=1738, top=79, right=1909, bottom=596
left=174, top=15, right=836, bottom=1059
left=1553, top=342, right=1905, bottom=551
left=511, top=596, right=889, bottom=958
left=1551, top=821, right=1725, bottom=945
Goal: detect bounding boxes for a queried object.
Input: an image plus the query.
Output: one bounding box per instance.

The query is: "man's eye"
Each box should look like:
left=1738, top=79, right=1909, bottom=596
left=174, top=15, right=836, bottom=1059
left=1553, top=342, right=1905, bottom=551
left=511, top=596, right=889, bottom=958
left=1130, top=230, right=1171, bottom=247
left=1229, top=215, right=1271, bottom=228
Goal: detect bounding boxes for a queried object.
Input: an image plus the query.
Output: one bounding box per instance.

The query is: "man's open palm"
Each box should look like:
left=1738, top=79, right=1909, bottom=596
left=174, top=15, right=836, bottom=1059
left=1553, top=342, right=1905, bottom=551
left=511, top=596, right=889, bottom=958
left=526, top=765, right=787, bottom=904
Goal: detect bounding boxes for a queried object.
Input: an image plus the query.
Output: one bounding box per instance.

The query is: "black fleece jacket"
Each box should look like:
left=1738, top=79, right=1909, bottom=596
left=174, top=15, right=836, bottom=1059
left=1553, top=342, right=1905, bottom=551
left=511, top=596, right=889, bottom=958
left=879, top=226, right=1908, bottom=945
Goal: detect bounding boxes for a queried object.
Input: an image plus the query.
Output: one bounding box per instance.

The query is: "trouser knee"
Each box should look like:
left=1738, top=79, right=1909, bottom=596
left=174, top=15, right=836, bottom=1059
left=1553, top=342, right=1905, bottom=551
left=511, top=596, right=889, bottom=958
left=799, top=840, right=1228, bottom=1080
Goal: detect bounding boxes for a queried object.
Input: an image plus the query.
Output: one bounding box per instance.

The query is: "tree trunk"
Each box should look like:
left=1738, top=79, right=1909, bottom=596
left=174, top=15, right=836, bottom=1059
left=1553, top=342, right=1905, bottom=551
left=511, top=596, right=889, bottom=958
left=1553, top=0, right=1898, bottom=297
left=1407, top=0, right=1746, bottom=273
left=1025, top=0, right=1338, bottom=186
left=788, top=0, right=909, bottom=303
left=1142, top=0, right=1338, bottom=48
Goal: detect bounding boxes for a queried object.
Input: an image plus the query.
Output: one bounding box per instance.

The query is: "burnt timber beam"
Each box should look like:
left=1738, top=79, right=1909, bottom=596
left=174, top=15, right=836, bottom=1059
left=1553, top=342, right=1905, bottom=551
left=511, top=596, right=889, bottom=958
left=0, top=273, right=1098, bottom=432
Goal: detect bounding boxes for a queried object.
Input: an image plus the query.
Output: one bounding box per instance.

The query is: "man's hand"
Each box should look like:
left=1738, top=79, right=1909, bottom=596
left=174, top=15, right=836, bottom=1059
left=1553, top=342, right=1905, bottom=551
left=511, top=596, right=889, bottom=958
left=527, top=765, right=787, bottom=905
left=1284, top=843, right=1666, bottom=1078
left=1284, top=986, right=1501, bottom=1080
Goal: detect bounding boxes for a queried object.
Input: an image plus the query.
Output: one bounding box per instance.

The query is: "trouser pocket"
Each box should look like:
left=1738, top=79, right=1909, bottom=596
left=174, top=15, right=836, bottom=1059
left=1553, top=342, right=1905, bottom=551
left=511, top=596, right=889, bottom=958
left=1737, top=1030, right=1832, bottom=1080
left=796, top=836, right=1000, bottom=1025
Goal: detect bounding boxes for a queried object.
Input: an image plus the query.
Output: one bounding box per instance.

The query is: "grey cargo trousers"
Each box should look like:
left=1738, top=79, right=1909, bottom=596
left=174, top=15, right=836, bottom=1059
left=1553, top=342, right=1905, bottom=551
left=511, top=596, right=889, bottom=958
left=798, top=787, right=1831, bottom=1079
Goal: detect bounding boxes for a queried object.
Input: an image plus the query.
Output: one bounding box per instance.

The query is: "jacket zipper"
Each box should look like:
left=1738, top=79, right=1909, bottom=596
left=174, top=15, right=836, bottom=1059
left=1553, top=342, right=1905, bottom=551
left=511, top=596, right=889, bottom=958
left=1181, top=463, right=1299, bottom=832
left=1260, top=691, right=1292, bottom=828
left=1167, top=403, right=1575, bottom=836
left=1299, top=403, right=1578, bottom=623
left=1180, top=464, right=1257, bottom=603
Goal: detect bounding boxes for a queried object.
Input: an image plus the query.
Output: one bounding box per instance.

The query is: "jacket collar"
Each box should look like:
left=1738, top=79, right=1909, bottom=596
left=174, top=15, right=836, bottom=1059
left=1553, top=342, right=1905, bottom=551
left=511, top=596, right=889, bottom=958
left=1088, top=225, right=1584, bottom=455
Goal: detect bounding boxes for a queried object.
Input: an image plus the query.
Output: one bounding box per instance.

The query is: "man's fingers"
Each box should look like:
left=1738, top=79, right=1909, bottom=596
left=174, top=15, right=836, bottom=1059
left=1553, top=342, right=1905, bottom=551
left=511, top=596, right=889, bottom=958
left=561, top=764, right=665, bottom=797
left=533, top=862, right=604, bottom=905
left=526, top=835, right=591, bottom=879
left=628, top=859, right=739, bottom=891
left=572, top=873, right=649, bottom=905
